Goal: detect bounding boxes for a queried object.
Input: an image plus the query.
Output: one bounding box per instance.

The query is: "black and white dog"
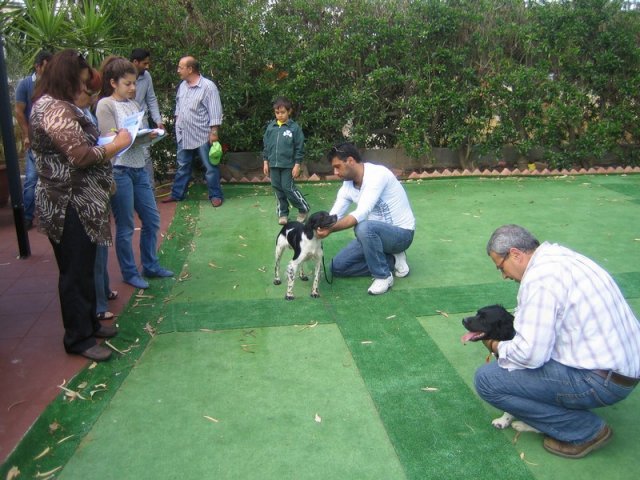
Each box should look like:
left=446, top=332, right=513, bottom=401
left=461, top=305, right=539, bottom=433
left=273, top=211, right=337, bottom=300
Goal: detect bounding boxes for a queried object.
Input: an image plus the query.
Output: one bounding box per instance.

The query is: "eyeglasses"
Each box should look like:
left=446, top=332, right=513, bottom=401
left=496, top=252, right=510, bottom=272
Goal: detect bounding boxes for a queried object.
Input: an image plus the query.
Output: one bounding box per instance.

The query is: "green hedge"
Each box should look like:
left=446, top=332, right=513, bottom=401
left=11, top=1, right=640, bottom=171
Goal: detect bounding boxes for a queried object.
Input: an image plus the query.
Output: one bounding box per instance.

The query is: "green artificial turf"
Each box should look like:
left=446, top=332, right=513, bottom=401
left=2, top=174, right=639, bottom=480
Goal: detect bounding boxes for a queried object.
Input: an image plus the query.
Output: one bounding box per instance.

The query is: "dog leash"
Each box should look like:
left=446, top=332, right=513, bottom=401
left=322, top=255, right=333, bottom=284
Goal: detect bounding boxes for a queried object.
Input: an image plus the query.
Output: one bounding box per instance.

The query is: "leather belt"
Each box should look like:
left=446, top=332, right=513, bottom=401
left=593, top=370, right=640, bottom=388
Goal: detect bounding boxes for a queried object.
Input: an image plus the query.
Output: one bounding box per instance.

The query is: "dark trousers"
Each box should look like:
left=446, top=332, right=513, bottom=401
left=49, top=206, right=100, bottom=353
left=269, top=167, right=309, bottom=217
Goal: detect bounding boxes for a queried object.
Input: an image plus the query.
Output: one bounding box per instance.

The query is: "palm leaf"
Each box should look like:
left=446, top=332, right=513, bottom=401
left=70, top=0, right=121, bottom=67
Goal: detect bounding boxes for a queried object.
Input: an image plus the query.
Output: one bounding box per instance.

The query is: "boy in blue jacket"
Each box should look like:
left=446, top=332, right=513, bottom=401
left=263, top=97, right=310, bottom=225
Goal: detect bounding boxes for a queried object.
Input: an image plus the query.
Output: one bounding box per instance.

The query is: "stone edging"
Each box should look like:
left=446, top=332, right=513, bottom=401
left=220, top=165, right=640, bottom=183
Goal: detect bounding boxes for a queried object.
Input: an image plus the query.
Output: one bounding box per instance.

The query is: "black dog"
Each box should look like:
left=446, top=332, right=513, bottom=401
left=461, top=305, right=538, bottom=432
left=273, top=211, right=337, bottom=300
left=461, top=304, right=515, bottom=344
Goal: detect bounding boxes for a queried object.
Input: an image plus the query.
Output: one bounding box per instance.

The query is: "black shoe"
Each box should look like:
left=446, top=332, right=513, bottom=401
left=95, top=324, right=118, bottom=338
left=79, top=344, right=112, bottom=361
left=24, top=219, right=33, bottom=230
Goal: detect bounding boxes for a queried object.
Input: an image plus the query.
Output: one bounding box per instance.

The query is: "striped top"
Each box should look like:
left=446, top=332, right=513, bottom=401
left=174, top=75, right=223, bottom=149
left=497, top=242, right=640, bottom=378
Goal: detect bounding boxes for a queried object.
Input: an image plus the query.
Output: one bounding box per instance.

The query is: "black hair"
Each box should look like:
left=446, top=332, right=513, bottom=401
left=326, top=142, right=362, bottom=163
left=34, top=50, right=53, bottom=67
left=273, top=96, right=293, bottom=111
left=130, top=48, right=151, bottom=62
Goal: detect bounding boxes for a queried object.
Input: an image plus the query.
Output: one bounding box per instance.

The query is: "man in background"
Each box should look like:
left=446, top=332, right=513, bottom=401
left=130, top=48, right=165, bottom=187
left=15, top=50, right=52, bottom=230
left=163, top=55, right=224, bottom=207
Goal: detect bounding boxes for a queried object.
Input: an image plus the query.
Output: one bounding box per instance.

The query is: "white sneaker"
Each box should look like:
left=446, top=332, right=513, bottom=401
left=368, top=275, right=394, bottom=295
left=393, top=251, right=410, bottom=277
left=296, top=212, right=308, bottom=222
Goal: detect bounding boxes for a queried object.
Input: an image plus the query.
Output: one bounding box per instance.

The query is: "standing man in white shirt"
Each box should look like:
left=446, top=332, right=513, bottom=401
left=130, top=48, right=165, bottom=188
left=163, top=55, right=224, bottom=207
left=316, top=142, right=415, bottom=295
left=476, top=224, right=640, bottom=458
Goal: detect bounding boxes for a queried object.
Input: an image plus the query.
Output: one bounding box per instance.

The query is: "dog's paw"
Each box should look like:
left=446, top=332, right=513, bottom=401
left=310, top=292, right=320, bottom=298
left=285, top=295, right=295, bottom=301
left=511, top=421, right=540, bottom=434
left=491, top=412, right=514, bottom=429
left=299, top=274, right=309, bottom=282
left=273, top=279, right=282, bottom=285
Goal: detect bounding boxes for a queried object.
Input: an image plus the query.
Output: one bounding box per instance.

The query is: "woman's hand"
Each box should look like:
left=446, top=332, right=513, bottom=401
left=113, top=129, right=132, bottom=150
left=263, top=161, right=269, bottom=176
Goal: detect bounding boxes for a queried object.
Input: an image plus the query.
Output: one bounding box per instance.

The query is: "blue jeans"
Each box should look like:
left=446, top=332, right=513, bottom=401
left=171, top=141, right=223, bottom=201
left=331, top=220, right=414, bottom=279
left=22, top=149, right=37, bottom=221
left=474, top=359, right=636, bottom=444
left=94, top=245, right=110, bottom=315
left=110, top=167, right=162, bottom=281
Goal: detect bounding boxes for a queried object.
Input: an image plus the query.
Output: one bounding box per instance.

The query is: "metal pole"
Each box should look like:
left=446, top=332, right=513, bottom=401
left=0, top=35, right=31, bottom=258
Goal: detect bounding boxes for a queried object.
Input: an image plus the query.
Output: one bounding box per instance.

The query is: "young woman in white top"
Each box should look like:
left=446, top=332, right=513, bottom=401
left=96, top=57, right=173, bottom=290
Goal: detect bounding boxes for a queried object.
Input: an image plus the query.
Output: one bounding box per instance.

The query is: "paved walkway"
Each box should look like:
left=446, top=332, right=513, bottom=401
left=0, top=196, right=176, bottom=464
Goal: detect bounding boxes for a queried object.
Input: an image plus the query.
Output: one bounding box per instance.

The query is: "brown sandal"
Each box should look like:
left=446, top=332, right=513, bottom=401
left=96, top=311, right=115, bottom=321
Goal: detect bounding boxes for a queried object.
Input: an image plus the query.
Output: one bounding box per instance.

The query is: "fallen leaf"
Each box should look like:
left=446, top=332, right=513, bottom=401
left=386, top=314, right=396, bottom=320
left=57, top=434, right=75, bottom=445
left=88, top=361, right=97, bottom=370
left=144, top=322, right=157, bottom=337
left=7, top=400, right=26, bottom=412
left=77, top=382, right=87, bottom=389
left=436, top=310, right=449, bottom=318
left=6, top=466, right=19, bottom=480
left=513, top=431, right=522, bottom=444
left=208, top=262, right=221, bottom=269
left=233, top=284, right=239, bottom=289
left=421, top=387, right=439, bottom=392
left=58, top=380, right=86, bottom=401
left=519, top=452, right=538, bottom=465
left=90, top=388, right=108, bottom=399
left=33, top=446, right=50, bottom=460
left=314, top=413, right=322, bottom=423
left=361, top=340, right=373, bottom=345
left=35, top=466, right=62, bottom=478
left=204, top=416, right=219, bottom=423
left=257, top=266, right=267, bottom=273
left=239, top=235, right=246, bottom=240
left=104, top=340, right=126, bottom=355
left=298, top=320, right=318, bottom=331
left=49, top=422, right=61, bottom=434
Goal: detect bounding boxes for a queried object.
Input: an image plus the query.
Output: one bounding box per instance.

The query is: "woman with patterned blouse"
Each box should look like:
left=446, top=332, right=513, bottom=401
left=30, top=50, right=132, bottom=362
